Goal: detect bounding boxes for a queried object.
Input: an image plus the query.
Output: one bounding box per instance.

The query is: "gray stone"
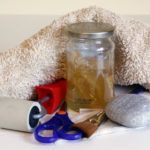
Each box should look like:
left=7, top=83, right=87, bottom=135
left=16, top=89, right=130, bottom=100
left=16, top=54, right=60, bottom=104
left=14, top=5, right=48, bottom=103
left=105, top=94, right=150, bottom=128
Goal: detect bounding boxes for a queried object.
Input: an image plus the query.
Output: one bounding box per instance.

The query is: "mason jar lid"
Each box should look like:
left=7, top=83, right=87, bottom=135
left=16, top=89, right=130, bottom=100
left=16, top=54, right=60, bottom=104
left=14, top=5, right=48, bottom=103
left=66, top=22, right=114, bottom=39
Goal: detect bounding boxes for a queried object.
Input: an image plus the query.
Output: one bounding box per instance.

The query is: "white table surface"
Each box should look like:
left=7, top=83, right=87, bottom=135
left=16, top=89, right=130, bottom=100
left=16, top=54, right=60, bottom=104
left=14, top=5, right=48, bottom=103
left=0, top=15, right=150, bottom=150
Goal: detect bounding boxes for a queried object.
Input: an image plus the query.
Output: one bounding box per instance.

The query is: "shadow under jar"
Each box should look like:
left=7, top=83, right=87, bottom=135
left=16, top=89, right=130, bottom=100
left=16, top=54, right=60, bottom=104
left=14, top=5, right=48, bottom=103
left=66, top=22, right=115, bottom=112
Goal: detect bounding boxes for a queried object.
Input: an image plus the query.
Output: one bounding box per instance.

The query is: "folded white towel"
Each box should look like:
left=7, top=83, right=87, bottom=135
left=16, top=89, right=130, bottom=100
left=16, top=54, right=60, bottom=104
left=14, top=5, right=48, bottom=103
left=0, top=6, right=150, bottom=99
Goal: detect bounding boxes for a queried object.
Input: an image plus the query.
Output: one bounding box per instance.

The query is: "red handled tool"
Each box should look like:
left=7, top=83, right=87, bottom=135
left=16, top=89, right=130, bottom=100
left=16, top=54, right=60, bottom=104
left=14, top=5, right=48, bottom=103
left=35, top=79, right=67, bottom=114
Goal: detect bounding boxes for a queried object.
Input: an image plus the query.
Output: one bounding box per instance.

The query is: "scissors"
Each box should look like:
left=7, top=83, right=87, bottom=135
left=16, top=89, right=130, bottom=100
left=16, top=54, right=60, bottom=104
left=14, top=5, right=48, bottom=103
left=34, top=105, right=83, bottom=143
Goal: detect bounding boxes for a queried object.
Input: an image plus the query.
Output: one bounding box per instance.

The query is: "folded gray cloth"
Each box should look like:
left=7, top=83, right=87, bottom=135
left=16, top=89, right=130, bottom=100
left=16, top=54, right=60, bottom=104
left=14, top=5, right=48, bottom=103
left=0, top=6, right=150, bottom=99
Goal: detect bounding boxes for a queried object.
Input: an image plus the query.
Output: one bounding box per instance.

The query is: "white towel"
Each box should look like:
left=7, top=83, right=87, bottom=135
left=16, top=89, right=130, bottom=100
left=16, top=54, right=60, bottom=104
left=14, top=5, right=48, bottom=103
left=0, top=6, right=150, bottom=99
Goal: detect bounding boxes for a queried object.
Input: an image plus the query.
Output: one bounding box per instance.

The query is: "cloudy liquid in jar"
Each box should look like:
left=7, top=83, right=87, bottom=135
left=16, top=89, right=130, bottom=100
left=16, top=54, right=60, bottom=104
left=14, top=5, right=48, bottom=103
left=66, top=49, right=114, bottom=112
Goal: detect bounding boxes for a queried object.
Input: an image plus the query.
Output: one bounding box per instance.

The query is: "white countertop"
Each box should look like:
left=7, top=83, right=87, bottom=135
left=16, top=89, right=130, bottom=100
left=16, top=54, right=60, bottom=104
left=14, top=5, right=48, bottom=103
left=0, top=15, right=150, bottom=150
left=1, top=127, right=150, bottom=150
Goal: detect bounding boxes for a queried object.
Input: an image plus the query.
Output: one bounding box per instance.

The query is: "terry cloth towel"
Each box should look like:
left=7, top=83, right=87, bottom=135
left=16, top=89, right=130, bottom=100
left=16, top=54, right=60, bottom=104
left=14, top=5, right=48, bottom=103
left=0, top=6, right=150, bottom=100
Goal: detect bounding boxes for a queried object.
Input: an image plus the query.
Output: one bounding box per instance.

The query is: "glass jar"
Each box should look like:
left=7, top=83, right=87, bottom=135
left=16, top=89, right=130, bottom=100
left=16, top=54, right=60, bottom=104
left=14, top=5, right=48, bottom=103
left=66, top=22, right=115, bottom=112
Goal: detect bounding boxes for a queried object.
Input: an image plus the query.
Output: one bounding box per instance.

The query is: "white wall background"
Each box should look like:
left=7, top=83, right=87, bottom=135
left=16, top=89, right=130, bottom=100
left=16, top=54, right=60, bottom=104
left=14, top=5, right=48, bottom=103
left=0, top=0, right=150, bottom=15
left=0, top=0, right=150, bottom=51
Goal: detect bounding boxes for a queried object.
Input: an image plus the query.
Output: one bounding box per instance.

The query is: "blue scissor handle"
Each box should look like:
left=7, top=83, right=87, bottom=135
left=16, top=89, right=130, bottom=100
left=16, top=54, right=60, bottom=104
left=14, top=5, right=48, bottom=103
left=55, top=113, right=83, bottom=140
left=34, top=116, right=61, bottom=143
left=34, top=112, right=83, bottom=143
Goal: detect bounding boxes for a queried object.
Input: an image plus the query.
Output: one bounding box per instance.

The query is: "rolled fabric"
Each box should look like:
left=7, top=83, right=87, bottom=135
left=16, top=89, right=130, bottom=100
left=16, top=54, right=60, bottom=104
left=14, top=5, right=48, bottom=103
left=0, top=97, right=42, bottom=132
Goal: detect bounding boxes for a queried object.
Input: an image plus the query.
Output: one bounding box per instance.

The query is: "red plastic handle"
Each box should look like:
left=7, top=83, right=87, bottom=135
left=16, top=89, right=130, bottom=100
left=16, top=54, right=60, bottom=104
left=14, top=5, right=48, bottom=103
left=35, top=79, right=67, bottom=114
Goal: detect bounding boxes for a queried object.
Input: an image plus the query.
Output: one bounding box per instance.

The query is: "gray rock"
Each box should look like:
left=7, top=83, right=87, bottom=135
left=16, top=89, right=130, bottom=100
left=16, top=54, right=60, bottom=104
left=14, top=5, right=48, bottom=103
left=105, top=94, right=150, bottom=128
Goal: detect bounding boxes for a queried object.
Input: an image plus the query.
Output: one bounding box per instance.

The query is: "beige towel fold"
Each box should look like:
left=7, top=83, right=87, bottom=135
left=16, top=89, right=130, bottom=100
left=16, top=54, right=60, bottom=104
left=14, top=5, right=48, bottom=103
left=0, top=6, right=150, bottom=100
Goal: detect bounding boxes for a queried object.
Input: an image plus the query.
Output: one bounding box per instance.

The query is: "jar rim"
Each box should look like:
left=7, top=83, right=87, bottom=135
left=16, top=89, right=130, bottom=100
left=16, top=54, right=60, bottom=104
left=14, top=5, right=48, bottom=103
left=66, top=22, right=114, bottom=39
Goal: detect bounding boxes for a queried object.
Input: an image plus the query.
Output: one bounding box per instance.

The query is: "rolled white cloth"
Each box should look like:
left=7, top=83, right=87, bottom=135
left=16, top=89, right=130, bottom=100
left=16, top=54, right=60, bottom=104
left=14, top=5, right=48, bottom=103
left=0, top=97, right=42, bottom=132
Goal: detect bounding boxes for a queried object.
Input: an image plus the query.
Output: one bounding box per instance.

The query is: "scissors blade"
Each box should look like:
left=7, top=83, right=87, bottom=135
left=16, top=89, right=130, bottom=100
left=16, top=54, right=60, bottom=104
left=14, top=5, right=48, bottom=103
left=59, top=100, right=67, bottom=111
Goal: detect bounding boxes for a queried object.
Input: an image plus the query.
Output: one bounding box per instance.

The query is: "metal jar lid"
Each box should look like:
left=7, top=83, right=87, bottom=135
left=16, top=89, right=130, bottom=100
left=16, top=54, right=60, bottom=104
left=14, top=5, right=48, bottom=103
left=66, top=22, right=114, bottom=39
